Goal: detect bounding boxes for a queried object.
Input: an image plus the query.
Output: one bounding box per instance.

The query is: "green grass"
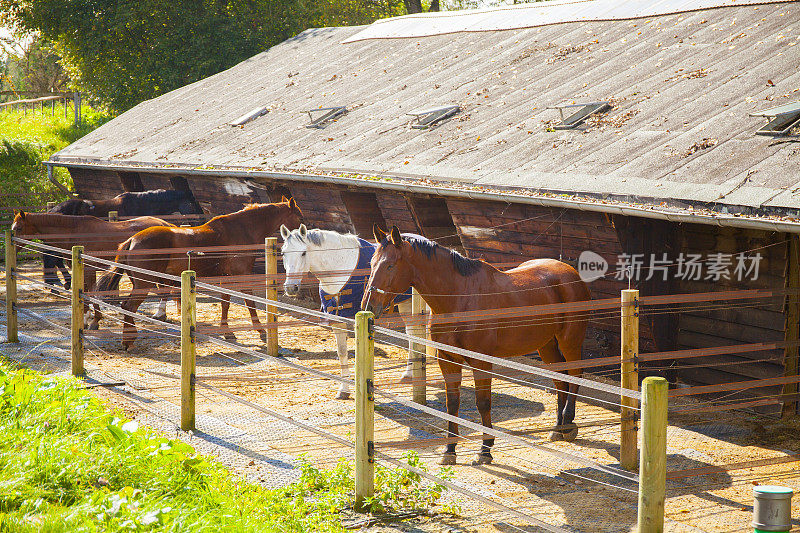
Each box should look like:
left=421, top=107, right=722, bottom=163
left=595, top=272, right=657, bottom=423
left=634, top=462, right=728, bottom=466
left=0, top=358, right=455, bottom=531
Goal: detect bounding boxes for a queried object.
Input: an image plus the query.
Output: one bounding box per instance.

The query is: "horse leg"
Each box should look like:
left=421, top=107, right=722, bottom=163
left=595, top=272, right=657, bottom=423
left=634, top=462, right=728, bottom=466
left=153, top=289, right=168, bottom=322
left=439, top=357, right=463, bottom=465
left=219, top=293, right=237, bottom=341
left=42, top=253, right=60, bottom=292
left=555, top=334, right=585, bottom=442
left=58, top=257, right=71, bottom=290
left=397, top=299, right=414, bottom=383
left=540, top=338, right=568, bottom=441
left=86, top=267, right=103, bottom=330
left=334, top=326, right=351, bottom=400
left=246, top=290, right=268, bottom=343
left=121, top=280, right=152, bottom=351
left=472, top=367, right=494, bottom=465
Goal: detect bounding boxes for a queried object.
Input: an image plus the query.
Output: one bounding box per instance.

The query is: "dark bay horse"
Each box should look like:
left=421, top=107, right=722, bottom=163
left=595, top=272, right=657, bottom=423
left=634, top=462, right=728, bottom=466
left=362, top=226, right=590, bottom=466
left=44, top=190, right=201, bottom=289
left=11, top=212, right=176, bottom=328
left=96, top=198, right=303, bottom=350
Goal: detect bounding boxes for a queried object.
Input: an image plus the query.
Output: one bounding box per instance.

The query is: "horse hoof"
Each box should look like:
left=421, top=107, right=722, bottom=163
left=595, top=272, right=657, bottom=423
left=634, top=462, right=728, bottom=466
left=335, top=391, right=350, bottom=400
left=549, top=431, right=564, bottom=442
left=88, top=323, right=99, bottom=331
left=122, top=342, right=133, bottom=351
left=224, top=333, right=237, bottom=342
left=439, top=453, right=457, bottom=466
left=561, top=424, right=578, bottom=442
left=153, top=314, right=167, bottom=322
left=64, top=282, right=71, bottom=290
left=398, top=370, right=413, bottom=384
left=472, top=453, right=493, bottom=466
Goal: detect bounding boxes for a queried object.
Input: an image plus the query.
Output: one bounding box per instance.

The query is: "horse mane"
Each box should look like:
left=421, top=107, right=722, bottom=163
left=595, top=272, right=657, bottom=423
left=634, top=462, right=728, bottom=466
left=289, top=228, right=359, bottom=249
left=118, top=189, right=185, bottom=200
left=400, top=234, right=482, bottom=277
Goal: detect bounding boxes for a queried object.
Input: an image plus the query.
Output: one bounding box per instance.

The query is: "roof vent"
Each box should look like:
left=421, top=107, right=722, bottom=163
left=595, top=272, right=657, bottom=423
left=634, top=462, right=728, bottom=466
left=230, top=106, right=268, bottom=127
left=407, top=105, right=460, bottom=129
left=549, top=101, right=610, bottom=130
left=305, top=106, right=347, bottom=129
left=751, top=101, right=800, bottom=136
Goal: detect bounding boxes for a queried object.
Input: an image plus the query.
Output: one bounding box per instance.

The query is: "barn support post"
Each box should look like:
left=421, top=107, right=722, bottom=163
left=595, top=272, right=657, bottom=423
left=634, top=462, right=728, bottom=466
left=4, top=230, right=18, bottom=343
left=354, top=310, right=375, bottom=511
left=181, top=270, right=196, bottom=431
left=411, top=288, right=427, bottom=405
left=108, top=211, right=118, bottom=222
left=637, top=376, right=668, bottom=533
left=70, top=246, right=84, bottom=375
left=265, top=237, right=279, bottom=357
left=621, top=289, right=639, bottom=471
left=783, top=235, right=800, bottom=417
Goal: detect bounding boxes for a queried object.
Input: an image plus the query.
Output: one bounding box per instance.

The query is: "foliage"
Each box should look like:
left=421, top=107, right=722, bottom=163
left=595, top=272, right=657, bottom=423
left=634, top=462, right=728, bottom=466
left=1, top=34, right=68, bottom=93
left=0, top=0, right=407, bottom=113
left=0, top=358, right=456, bottom=531
left=0, top=107, right=110, bottom=223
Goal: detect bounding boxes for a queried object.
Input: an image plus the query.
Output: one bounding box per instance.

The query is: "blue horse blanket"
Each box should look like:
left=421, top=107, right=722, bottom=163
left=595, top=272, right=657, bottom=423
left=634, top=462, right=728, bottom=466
left=320, top=238, right=411, bottom=319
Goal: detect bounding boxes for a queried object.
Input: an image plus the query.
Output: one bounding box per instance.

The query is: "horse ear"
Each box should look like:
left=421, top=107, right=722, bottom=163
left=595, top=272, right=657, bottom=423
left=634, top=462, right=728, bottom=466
left=18, top=211, right=26, bottom=219
left=373, top=223, right=387, bottom=243
left=281, top=195, right=288, bottom=203
left=288, top=197, right=297, bottom=210
left=390, top=226, right=402, bottom=247
left=280, top=224, right=290, bottom=240
left=299, top=224, right=307, bottom=239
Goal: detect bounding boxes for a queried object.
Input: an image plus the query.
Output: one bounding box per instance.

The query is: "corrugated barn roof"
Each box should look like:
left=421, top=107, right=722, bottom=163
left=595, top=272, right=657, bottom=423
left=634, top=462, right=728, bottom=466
left=53, top=0, right=800, bottom=213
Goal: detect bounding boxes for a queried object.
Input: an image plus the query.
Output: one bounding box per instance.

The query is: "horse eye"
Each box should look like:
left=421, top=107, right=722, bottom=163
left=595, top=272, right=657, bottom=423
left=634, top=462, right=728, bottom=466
left=301, top=251, right=306, bottom=257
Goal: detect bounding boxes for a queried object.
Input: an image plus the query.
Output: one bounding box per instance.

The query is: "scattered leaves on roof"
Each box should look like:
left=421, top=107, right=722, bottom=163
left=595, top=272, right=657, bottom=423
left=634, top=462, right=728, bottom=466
left=684, top=138, right=719, bottom=157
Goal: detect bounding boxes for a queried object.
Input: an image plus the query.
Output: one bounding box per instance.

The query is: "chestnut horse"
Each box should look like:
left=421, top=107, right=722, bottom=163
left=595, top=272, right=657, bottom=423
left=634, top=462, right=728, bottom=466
left=362, top=226, right=590, bottom=466
left=11, top=212, right=176, bottom=329
left=96, top=198, right=303, bottom=350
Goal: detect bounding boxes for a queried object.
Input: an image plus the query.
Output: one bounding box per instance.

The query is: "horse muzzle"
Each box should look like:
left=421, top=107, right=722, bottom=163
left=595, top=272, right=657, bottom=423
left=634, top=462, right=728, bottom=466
left=283, top=283, right=301, bottom=297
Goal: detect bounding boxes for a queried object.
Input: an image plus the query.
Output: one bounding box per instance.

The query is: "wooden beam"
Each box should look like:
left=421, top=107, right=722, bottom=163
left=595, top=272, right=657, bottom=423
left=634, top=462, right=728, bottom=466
left=620, top=289, right=639, bottom=471
left=783, top=234, right=799, bottom=417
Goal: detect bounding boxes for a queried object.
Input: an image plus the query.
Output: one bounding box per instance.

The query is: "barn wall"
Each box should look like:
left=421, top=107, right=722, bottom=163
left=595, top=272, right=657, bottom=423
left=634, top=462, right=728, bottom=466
left=68, top=168, right=125, bottom=200
left=674, top=225, right=787, bottom=395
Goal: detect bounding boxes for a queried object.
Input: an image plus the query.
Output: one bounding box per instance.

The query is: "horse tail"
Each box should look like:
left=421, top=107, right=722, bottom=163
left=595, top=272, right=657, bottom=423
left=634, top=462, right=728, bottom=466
left=95, top=237, right=133, bottom=294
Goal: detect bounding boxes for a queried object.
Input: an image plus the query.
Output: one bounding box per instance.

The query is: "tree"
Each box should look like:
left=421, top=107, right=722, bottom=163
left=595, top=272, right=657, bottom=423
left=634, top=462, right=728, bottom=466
left=1, top=34, right=68, bottom=93
left=0, top=0, right=406, bottom=113
left=403, top=0, right=440, bottom=14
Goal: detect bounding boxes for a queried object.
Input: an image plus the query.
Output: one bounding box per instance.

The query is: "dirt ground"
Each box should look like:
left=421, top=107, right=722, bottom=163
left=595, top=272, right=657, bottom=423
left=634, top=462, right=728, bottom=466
left=2, top=262, right=800, bottom=533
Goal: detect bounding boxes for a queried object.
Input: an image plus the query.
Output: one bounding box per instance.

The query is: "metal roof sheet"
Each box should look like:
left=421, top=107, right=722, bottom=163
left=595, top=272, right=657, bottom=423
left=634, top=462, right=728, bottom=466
left=53, top=1, right=800, bottom=214
left=342, top=0, right=792, bottom=41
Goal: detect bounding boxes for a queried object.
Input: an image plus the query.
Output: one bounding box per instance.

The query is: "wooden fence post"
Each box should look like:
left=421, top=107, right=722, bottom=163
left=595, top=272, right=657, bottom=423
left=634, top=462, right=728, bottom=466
left=71, top=246, right=84, bottom=375
left=265, top=237, right=279, bottom=356
left=4, top=230, right=18, bottom=343
left=181, top=270, right=196, bottom=431
left=108, top=211, right=118, bottom=222
left=410, top=288, right=427, bottom=405
left=621, top=289, right=639, bottom=471
left=637, top=376, right=668, bottom=533
left=355, top=310, right=375, bottom=511
left=73, top=92, right=81, bottom=126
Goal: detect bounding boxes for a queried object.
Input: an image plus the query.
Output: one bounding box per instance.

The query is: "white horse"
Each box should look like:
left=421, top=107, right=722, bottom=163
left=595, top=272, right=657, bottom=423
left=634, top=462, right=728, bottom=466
left=280, top=224, right=418, bottom=399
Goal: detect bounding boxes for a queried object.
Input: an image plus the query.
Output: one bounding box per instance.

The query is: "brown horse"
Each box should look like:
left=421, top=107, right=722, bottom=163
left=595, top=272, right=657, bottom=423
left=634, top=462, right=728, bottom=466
left=96, top=198, right=303, bottom=350
left=11, top=212, right=176, bottom=329
left=362, top=226, right=590, bottom=466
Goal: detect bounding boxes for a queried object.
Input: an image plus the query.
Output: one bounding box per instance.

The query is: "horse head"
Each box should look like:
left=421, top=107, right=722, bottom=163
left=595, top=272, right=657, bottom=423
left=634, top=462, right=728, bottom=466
left=362, top=225, right=414, bottom=319
left=280, top=223, right=310, bottom=297
left=10, top=211, right=35, bottom=236
left=279, top=196, right=303, bottom=231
